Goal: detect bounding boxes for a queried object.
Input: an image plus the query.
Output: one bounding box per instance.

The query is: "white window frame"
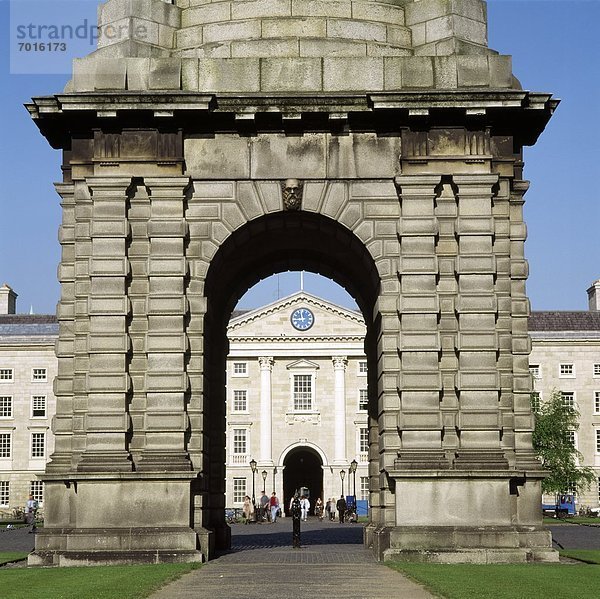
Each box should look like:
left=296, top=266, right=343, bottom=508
left=31, top=368, right=47, bottom=382
left=231, top=362, right=248, bottom=378
left=529, top=364, right=541, bottom=379
left=31, top=432, right=46, bottom=459
left=31, top=395, right=47, bottom=419
left=231, top=428, right=248, bottom=464
left=0, top=369, right=13, bottom=382
left=360, top=476, right=369, bottom=501
left=233, top=477, right=246, bottom=504
left=29, top=480, right=43, bottom=505
left=0, top=396, right=12, bottom=419
left=0, top=481, right=9, bottom=507
left=232, top=390, right=248, bottom=413
left=565, top=430, right=577, bottom=450
left=596, top=429, right=600, bottom=455
left=358, top=427, right=369, bottom=462
left=559, top=363, right=575, bottom=378
left=358, top=388, right=368, bottom=412
left=358, top=361, right=368, bottom=376
left=0, top=432, right=12, bottom=459
left=291, top=372, right=315, bottom=412
left=594, top=364, right=600, bottom=378
left=595, top=391, right=600, bottom=415
left=561, top=391, right=575, bottom=409
left=531, top=391, right=541, bottom=412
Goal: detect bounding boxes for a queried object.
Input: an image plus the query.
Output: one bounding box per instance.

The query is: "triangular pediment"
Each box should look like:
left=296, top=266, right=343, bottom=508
left=227, top=291, right=365, bottom=340
left=286, top=359, right=320, bottom=370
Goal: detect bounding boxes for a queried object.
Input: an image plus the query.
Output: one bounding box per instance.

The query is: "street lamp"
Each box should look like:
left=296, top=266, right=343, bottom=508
left=340, top=469, right=346, bottom=497
left=261, top=469, right=268, bottom=489
left=349, top=459, right=358, bottom=519
left=250, top=458, right=257, bottom=514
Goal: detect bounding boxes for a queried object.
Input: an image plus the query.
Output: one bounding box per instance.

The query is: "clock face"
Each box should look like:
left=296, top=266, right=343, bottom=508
left=290, top=308, right=314, bottom=331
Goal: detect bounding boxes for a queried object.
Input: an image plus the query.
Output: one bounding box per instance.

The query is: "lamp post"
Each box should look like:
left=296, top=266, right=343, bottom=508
left=272, top=467, right=277, bottom=493
left=250, top=458, right=257, bottom=515
left=349, top=459, right=358, bottom=520
left=340, top=469, right=346, bottom=498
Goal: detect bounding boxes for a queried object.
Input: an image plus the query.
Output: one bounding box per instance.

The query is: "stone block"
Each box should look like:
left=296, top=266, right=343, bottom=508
left=457, top=55, right=489, bottom=87
left=185, top=136, right=251, bottom=179
left=250, top=133, right=327, bottom=179
left=383, top=56, right=402, bottom=89
left=433, top=55, right=458, bottom=89
left=401, top=57, right=434, bottom=88
left=91, top=59, right=127, bottom=90
left=181, top=58, right=199, bottom=90
left=405, top=0, right=486, bottom=26
left=291, top=0, right=351, bottom=18
left=261, top=17, right=327, bottom=38
left=327, top=19, right=387, bottom=43
left=327, top=133, right=402, bottom=178
left=300, top=39, right=366, bottom=57
left=182, top=2, right=232, bottom=27
left=367, top=43, right=411, bottom=57
left=489, top=55, right=512, bottom=88
left=232, top=39, right=299, bottom=58
left=386, top=25, right=413, bottom=47
left=148, top=58, right=182, bottom=89
left=351, top=2, right=405, bottom=26
left=203, top=20, right=261, bottom=44
left=176, top=25, right=204, bottom=49
left=231, top=0, right=292, bottom=20
left=126, top=57, right=150, bottom=89
left=260, top=57, right=322, bottom=91
left=198, top=58, right=260, bottom=92
left=323, top=57, right=383, bottom=91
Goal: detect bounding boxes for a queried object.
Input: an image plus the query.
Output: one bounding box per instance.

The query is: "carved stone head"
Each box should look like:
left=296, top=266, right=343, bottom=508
left=281, top=178, right=303, bottom=211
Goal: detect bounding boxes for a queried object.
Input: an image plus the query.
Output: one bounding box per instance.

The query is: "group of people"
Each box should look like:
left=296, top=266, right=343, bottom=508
left=242, top=491, right=281, bottom=524
left=240, top=491, right=354, bottom=524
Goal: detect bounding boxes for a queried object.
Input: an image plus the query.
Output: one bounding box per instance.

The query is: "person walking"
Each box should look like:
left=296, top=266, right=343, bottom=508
left=269, top=491, right=280, bottom=523
left=25, top=494, right=38, bottom=533
left=242, top=495, right=254, bottom=524
left=327, top=497, right=336, bottom=521
left=336, top=495, right=346, bottom=524
left=259, top=490, right=269, bottom=522
left=315, top=497, right=324, bottom=521
left=300, top=495, right=310, bottom=521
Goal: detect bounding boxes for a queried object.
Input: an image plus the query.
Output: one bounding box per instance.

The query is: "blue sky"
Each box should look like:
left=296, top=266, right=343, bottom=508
left=0, top=1, right=598, bottom=314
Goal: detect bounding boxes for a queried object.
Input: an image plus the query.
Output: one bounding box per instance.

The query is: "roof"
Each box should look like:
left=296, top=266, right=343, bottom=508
left=0, top=314, right=59, bottom=338
left=528, top=311, right=600, bottom=332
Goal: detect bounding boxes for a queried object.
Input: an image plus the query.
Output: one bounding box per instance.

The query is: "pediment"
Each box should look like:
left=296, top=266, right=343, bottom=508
left=286, top=359, right=320, bottom=370
left=228, top=292, right=366, bottom=339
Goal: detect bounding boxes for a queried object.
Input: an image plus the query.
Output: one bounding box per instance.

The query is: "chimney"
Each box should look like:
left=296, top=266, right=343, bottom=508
left=588, top=279, right=600, bottom=311
left=0, top=284, right=17, bottom=315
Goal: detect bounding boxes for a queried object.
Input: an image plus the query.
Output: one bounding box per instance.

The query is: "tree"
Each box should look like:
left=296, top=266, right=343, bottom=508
left=531, top=389, right=595, bottom=497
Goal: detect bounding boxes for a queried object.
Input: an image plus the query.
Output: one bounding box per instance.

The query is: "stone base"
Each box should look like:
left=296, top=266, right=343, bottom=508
left=28, top=527, right=204, bottom=567
left=371, top=525, right=558, bottom=564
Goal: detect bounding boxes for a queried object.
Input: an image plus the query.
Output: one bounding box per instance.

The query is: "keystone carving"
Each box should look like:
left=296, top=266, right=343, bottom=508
left=281, top=178, right=303, bottom=211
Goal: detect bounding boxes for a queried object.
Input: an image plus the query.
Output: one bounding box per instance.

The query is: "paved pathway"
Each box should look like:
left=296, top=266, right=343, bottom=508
left=149, top=520, right=434, bottom=599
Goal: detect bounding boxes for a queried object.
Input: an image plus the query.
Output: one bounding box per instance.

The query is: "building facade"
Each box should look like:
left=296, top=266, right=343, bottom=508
left=0, top=284, right=57, bottom=514
left=224, top=292, right=369, bottom=512
left=529, top=279, right=600, bottom=508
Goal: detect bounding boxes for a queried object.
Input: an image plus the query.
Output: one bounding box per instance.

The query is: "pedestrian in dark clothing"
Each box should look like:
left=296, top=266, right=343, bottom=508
left=336, top=495, right=346, bottom=524
left=291, top=494, right=302, bottom=548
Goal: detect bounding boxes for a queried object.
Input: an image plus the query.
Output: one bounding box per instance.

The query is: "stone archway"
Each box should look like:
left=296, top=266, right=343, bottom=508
left=26, top=0, right=559, bottom=568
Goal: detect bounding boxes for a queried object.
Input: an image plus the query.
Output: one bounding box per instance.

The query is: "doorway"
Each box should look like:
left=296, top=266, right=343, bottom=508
left=282, top=447, right=323, bottom=516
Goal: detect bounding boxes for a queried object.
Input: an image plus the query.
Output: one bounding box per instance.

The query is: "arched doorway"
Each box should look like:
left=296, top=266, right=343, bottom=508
left=282, top=447, right=323, bottom=515
left=203, top=210, right=382, bottom=548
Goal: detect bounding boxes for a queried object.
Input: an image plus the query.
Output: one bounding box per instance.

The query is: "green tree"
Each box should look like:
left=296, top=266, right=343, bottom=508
left=531, top=389, right=595, bottom=497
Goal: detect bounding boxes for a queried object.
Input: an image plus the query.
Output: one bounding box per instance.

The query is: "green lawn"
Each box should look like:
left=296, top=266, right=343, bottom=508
left=0, top=552, right=29, bottom=565
left=559, top=549, right=600, bottom=564
left=389, top=563, right=600, bottom=599
left=0, top=562, right=200, bottom=599
left=543, top=516, right=600, bottom=525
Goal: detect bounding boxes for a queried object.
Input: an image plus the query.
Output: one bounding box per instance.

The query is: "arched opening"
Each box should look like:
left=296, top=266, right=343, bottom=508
left=282, top=447, right=323, bottom=516
left=202, top=210, right=381, bottom=547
